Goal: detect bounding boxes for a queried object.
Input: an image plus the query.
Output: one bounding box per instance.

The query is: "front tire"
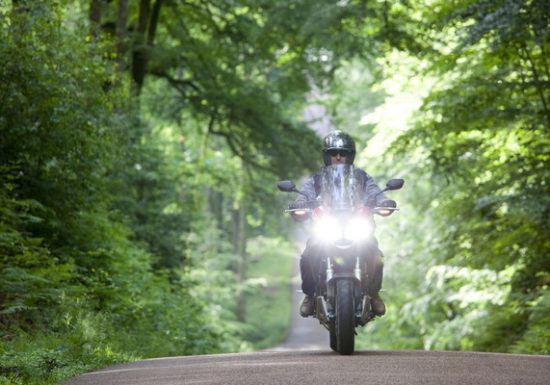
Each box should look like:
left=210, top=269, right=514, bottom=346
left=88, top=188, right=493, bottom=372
left=336, top=279, right=355, bottom=355
left=329, top=327, right=337, bottom=352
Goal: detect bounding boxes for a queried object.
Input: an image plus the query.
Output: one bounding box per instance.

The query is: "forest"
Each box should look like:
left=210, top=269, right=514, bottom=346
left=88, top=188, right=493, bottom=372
left=0, top=0, right=548, bottom=384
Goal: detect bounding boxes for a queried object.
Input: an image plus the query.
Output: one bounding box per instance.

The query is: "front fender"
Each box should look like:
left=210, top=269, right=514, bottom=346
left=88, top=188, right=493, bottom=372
left=326, top=275, right=361, bottom=302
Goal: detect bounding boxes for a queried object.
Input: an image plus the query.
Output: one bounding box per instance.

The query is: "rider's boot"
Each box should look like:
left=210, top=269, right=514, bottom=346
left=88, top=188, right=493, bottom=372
left=371, top=292, right=386, bottom=316
left=367, top=254, right=385, bottom=316
left=299, top=295, right=315, bottom=317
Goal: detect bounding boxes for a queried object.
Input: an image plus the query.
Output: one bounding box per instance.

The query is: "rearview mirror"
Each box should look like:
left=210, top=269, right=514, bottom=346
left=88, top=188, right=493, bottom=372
left=277, top=180, right=297, bottom=192
left=386, top=179, right=404, bottom=191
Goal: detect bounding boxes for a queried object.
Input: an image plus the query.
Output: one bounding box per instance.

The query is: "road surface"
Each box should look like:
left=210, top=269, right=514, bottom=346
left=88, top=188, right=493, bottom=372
left=62, top=349, right=549, bottom=385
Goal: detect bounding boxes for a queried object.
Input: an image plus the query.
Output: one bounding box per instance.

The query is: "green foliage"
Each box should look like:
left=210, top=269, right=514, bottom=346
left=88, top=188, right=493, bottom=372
left=0, top=172, right=71, bottom=332
left=328, top=0, right=549, bottom=355
left=1, top=5, right=119, bottom=212
left=355, top=0, right=550, bottom=355
left=242, top=236, right=295, bottom=349
left=0, top=3, right=241, bottom=384
left=407, top=0, right=548, bottom=354
left=123, top=0, right=328, bottom=176
left=512, top=288, right=550, bottom=354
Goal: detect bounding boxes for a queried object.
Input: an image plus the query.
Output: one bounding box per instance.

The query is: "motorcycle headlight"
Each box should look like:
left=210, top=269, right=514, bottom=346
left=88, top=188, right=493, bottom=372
left=313, top=216, right=340, bottom=242
left=344, top=218, right=372, bottom=241
left=313, top=216, right=372, bottom=243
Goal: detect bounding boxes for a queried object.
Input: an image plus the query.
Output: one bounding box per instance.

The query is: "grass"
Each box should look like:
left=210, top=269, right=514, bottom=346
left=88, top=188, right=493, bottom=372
left=0, top=331, right=136, bottom=385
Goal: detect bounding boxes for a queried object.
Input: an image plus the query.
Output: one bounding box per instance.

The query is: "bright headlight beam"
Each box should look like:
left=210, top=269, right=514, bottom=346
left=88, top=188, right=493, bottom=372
left=344, top=218, right=372, bottom=241
left=313, top=217, right=341, bottom=242
left=314, top=216, right=372, bottom=242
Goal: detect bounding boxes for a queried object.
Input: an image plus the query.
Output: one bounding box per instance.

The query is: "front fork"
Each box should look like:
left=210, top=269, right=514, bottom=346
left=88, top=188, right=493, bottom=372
left=316, top=257, right=373, bottom=328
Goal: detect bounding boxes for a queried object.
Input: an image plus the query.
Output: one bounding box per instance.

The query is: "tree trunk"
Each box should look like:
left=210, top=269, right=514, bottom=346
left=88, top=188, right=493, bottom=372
left=232, top=205, right=248, bottom=322
left=115, top=0, right=129, bottom=70
left=131, top=0, right=163, bottom=93
left=207, top=189, right=224, bottom=229
left=89, top=0, right=102, bottom=35
left=148, top=0, right=163, bottom=46
left=131, top=0, right=150, bottom=92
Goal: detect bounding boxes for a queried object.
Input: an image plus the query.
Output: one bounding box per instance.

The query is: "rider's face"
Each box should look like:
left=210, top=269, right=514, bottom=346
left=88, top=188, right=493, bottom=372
left=328, top=150, right=349, bottom=165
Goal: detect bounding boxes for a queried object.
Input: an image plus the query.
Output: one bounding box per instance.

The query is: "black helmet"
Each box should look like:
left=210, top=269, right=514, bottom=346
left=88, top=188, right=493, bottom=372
left=322, top=130, right=356, bottom=165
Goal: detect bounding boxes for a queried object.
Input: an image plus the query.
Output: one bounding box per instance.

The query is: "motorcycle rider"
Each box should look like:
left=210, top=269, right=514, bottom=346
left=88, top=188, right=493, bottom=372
left=290, top=130, right=396, bottom=317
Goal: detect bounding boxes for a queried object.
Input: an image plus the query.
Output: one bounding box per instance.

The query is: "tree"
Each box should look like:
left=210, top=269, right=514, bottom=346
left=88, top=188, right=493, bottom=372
left=390, top=0, right=550, bottom=353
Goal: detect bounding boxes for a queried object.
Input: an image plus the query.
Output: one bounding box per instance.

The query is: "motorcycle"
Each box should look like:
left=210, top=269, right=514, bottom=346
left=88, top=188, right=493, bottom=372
left=277, top=164, right=404, bottom=355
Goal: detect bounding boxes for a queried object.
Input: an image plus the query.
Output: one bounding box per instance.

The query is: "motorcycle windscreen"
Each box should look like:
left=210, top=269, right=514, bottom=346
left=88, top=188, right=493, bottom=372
left=319, top=164, right=361, bottom=210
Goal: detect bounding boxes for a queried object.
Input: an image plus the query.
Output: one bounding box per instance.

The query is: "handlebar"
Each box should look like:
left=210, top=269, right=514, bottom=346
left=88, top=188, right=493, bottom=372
left=285, top=208, right=313, bottom=213
left=285, top=205, right=399, bottom=216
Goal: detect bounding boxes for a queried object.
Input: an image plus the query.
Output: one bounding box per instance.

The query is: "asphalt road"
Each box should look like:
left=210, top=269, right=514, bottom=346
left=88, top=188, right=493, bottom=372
left=62, top=350, right=550, bottom=385
left=61, top=253, right=550, bottom=385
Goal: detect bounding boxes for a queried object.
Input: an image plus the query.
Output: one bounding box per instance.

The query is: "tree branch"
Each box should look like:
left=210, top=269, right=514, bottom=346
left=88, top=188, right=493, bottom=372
left=209, top=127, right=277, bottom=174
left=151, top=70, right=201, bottom=94
left=520, top=44, right=550, bottom=126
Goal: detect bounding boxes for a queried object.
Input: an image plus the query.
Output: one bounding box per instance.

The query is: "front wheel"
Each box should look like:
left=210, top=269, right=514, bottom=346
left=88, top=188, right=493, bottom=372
left=336, top=279, right=355, bottom=355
